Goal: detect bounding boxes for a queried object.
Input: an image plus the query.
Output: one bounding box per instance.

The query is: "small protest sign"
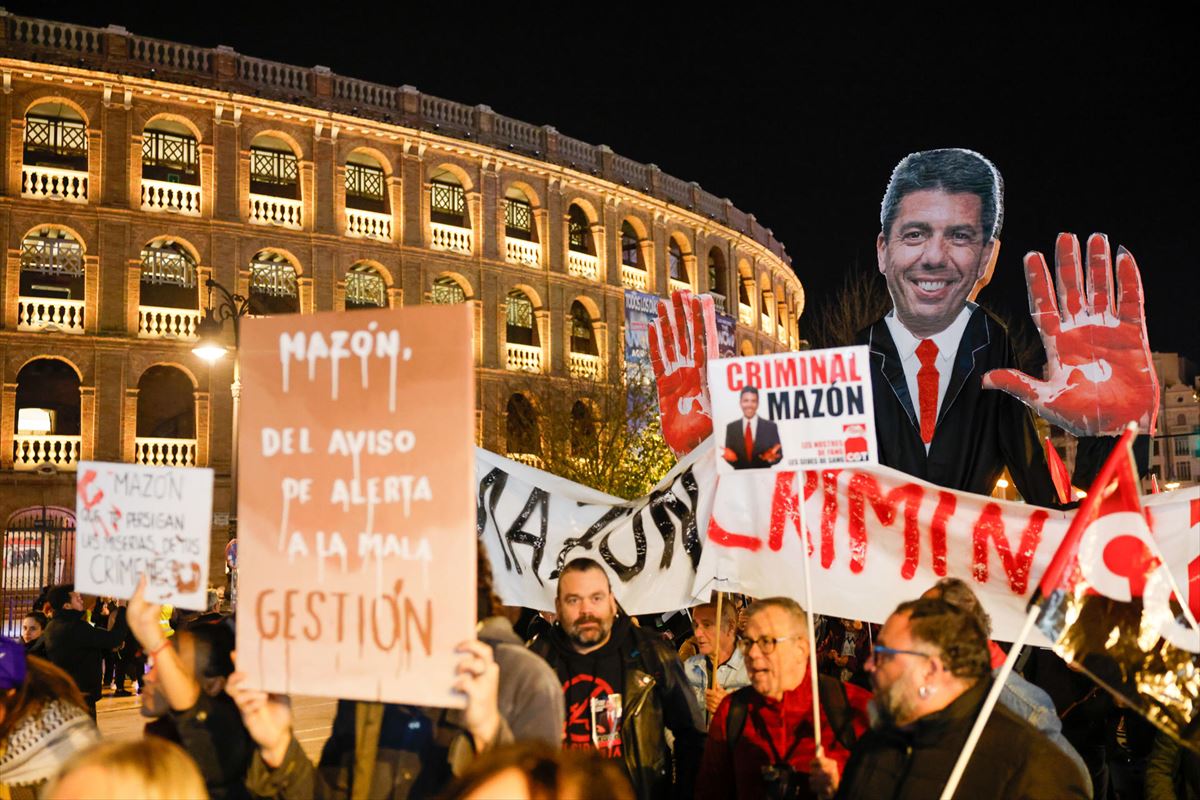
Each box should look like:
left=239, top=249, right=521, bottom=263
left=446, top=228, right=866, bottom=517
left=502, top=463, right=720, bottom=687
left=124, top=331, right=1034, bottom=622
left=74, top=462, right=213, bottom=609
left=708, top=345, right=878, bottom=473
left=236, top=305, right=475, bottom=708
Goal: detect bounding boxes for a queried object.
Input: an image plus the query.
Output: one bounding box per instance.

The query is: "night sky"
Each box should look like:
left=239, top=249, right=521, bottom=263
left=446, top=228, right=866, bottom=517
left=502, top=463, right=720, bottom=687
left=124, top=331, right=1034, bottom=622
left=12, top=5, right=1197, bottom=364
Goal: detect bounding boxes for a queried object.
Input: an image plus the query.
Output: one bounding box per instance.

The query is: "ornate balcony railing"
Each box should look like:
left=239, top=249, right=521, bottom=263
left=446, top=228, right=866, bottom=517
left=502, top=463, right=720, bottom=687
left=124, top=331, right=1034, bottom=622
left=13, top=435, right=81, bottom=472
left=710, top=292, right=727, bottom=314
left=345, top=208, right=392, bottom=241
left=21, top=165, right=88, bottom=203
left=141, top=178, right=201, bottom=215
left=18, top=297, right=84, bottom=333
left=739, top=303, right=754, bottom=327
left=249, top=194, right=302, bottom=229
left=567, top=251, right=600, bottom=281
left=138, top=305, right=201, bottom=340
left=430, top=222, right=473, bottom=255
left=505, top=238, right=540, bottom=267
left=762, top=314, right=774, bottom=335
left=134, top=437, right=197, bottom=467
left=1, top=10, right=793, bottom=266
left=621, top=265, right=648, bottom=292
left=569, top=352, right=602, bottom=380
left=505, top=342, right=543, bottom=373
left=670, top=278, right=692, bottom=294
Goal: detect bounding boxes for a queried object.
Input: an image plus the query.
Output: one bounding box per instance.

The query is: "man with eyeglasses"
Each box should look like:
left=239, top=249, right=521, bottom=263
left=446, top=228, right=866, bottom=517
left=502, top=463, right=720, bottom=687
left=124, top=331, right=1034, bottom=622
left=828, top=597, right=1090, bottom=799
left=697, top=597, right=870, bottom=800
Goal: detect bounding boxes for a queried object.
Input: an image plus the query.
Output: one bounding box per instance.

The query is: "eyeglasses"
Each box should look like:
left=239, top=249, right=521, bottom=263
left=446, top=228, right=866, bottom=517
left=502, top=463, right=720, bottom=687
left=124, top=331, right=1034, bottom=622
left=740, top=635, right=799, bottom=655
left=870, top=645, right=932, bottom=663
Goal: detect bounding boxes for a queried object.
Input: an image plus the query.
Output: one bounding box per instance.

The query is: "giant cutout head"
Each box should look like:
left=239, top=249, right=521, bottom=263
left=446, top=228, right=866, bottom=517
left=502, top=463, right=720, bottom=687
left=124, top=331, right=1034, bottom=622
left=877, top=149, right=1003, bottom=338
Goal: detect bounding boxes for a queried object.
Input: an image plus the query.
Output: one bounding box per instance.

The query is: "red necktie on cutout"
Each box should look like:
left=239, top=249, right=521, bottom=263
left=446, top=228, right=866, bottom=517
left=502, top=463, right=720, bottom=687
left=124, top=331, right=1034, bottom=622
left=916, top=339, right=939, bottom=445
left=744, top=420, right=754, bottom=461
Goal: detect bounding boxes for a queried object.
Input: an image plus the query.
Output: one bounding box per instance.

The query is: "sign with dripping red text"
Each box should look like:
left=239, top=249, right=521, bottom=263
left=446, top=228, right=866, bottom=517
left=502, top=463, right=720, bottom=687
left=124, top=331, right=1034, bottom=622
left=708, top=346, right=878, bottom=474
left=236, top=305, right=476, bottom=707
left=74, top=462, right=214, bottom=609
left=693, top=453, right=1200, bottom=644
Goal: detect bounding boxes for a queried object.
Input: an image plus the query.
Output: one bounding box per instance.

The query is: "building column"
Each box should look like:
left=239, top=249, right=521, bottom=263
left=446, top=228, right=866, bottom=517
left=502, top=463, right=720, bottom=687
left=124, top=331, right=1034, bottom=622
left=83, top=255, right=100, bottom=335
left=467, top=189, right=484, bottom=260
left=0, top=382, right=16, bottom=469
left=122, top=387, right=138, bottom=463
left=125, top=258, right=142, bottom=335
left=4, top=250, right=19, bottom=329
left=194, top=390, right=211, bottom=468
left=79, top=385, right=97, bottom=462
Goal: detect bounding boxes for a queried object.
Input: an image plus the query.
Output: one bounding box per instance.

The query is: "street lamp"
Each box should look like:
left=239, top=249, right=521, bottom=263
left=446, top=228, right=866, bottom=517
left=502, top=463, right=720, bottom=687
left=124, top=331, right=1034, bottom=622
left=192, top=278, right=251, bottom=609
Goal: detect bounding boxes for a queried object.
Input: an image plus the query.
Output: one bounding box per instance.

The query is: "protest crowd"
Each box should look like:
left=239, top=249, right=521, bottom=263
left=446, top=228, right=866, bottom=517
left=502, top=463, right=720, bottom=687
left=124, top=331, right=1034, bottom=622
left=3, top=148, right=1197, bottom=800
left=4, top=557, right=1195, bottom=799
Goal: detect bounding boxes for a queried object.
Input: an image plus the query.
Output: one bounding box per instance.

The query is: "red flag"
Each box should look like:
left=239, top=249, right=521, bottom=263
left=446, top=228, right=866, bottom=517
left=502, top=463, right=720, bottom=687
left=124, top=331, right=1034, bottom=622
left=1034, top=425, right=1200, bottom=754
left=1044, top=436, right=1072, bottom=505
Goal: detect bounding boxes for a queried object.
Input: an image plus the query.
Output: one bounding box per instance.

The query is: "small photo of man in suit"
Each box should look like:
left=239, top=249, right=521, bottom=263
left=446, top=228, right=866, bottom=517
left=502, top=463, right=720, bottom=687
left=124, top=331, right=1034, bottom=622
left=723, top=386, right=783, bottom=469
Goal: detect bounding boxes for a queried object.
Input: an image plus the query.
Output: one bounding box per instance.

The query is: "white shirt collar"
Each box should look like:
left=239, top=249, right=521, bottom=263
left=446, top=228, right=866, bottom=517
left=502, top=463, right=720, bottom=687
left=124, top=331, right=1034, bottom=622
left=885, top=303, right=975, bottom=363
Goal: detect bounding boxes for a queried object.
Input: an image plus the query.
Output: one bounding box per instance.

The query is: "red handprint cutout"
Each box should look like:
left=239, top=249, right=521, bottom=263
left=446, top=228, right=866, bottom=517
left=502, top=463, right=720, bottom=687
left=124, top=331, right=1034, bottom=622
left=649, top=290, right=719, bottom=457
left=983, top=233, right=1159, bottom=437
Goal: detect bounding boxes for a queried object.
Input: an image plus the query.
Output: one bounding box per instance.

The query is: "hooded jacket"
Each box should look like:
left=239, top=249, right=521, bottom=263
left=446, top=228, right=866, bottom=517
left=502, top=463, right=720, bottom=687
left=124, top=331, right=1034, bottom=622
left=530, top=613, right=706, bottom=800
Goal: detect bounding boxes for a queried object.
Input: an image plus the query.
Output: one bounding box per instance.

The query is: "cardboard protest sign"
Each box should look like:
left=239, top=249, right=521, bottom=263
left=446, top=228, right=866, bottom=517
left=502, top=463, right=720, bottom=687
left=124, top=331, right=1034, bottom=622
left=74, top=462, right=213, bottom=609
left=236, top=306, right=475, bottom=707
left=708, top=347, right=877, bottom=474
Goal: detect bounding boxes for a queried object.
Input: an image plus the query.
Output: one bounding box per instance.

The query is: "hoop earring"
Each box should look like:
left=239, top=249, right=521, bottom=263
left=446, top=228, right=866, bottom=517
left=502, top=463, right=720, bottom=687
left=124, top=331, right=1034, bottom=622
left=918, top=685, right=931, bottom=699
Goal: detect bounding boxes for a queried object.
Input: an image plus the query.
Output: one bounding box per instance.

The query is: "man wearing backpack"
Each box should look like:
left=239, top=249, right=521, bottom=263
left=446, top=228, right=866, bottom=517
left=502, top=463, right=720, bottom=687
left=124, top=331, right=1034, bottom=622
left=697, top=597, right=871, bottom=800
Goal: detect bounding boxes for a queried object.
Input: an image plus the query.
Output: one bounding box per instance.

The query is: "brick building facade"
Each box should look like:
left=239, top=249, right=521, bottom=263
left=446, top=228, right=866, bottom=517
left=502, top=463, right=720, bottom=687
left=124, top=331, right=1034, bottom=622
left=0, top=12, right=804, bottom=591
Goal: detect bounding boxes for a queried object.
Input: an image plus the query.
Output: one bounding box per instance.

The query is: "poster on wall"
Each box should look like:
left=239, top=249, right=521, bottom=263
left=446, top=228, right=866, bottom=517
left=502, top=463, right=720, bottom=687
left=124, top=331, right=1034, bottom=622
left=708, top=346, right=878, bottom=473
left=235, top=305, right=476, bottom=708
left=715, top=312, right=737, bottom=358
left=74, top=462, right=214, bottom=609
left=623, top=289, right=661, bottom=384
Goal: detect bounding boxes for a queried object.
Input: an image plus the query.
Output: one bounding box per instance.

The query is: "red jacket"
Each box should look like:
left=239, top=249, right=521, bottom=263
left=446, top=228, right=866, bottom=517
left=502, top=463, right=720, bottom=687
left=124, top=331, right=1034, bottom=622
left=697, top=671, right=872, bottom=800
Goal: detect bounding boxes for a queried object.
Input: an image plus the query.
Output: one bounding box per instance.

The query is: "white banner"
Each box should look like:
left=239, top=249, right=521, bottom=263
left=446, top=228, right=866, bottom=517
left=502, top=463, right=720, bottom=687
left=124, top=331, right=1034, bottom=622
left=474, top=440, right=1199, bottom=642
left=476, top=446, right=714, bottom=615
left=692, top=446, right=1200, bottom=644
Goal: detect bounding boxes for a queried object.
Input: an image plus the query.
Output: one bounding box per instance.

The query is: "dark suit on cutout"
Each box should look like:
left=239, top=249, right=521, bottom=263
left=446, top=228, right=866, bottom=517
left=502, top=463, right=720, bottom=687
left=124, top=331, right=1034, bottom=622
left=724, top=416, right=783, bottom=470
left=857, top=306, right=1061, bottom=506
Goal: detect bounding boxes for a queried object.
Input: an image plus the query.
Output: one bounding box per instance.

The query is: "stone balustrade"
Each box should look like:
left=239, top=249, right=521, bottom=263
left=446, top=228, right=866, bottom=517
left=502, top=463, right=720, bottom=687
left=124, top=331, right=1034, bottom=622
left=141, top=178, right=201, bottom=215
left=138, top=305, right=201, bottom=340
left=249, top=193, right=303, bottom=229
left=134, top=437, right=197, bottom=467
left=567, top=251, right=600, bottom=281
left=430, top=222, right=473, bottom=255
left=21, top=165, right=88, bottom=203
left=17, top=297, right=85, bottom=333
left=506, top=342, right=543, bottom=373
left=569, top=352, right=602, bottom=380
left=345, top=207, right=392, bottom=241
left=13, top=435, right=81, bottom=472
left=505, top=237, right=540, bottom=267
left=621, top=265, right=648, bottom=291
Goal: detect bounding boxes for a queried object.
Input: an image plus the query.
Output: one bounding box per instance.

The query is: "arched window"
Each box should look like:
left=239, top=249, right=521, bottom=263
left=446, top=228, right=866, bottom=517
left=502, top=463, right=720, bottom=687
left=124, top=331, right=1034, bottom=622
left=620, top=222, right=641, bottom=268
left=135, top=365, right=196, bottom=466
left=506, top=290, right=538, bottom=347
left=506, top=394, right=540, bottom=459
left=142, top=119, right=199, bottom=184
left=345, top=263, right=387, bottom=310
left=429, top=169, right=468, bottom=228
left=249, top=133, right=301, bottom=228
left=707, top=248, right=727, bottom=303
left=249, top=134, right=298, bottom=199
left=505, top=187, right=535, bottom=242
left=568, top=205, right=593, bottom=254
left=738, top=276, right=752, bottom=307
left=18, top=227, right=85, bottom=334
left=140, top=240, right=197, bottom=309
left=431, top=275, right=467, bottom=305
left=345, top=151, right=387, bottom=212
left=740, top=339, right=755, bottom=357
left=22, top=101, right=88, bottom=202
left=569, top=301, right=598, bottom=355
left=668, top=239, right=687, bottom=283
left=570, top=400, right=596, bottom=458
left=248, top=251, right=299, bottom=316
left=14, top=359, right=81, bottom=470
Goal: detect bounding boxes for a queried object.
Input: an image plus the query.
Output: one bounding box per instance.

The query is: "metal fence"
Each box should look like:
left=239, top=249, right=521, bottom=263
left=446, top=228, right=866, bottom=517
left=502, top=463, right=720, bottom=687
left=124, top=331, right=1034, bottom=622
left=1, top=506, right=75, bottom=637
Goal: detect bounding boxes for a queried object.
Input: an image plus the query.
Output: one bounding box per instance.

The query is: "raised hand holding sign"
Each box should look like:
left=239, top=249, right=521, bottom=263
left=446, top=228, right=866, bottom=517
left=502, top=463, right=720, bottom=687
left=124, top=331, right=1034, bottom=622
left=649, top=290, right=719, bottom=457
left=983, top=233, right=1159, bottom=437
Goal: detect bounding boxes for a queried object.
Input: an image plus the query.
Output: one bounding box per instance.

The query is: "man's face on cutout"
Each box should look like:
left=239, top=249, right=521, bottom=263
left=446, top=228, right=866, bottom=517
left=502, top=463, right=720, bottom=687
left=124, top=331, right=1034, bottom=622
left=877, top=189, right=993, bottom=339
left=740, top=391, right=759, bottom=419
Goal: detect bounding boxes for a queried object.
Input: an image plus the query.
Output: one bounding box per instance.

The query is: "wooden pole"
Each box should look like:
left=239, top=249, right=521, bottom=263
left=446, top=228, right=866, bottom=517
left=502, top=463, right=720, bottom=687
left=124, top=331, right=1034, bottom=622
left=797, top=471, right=823, bottom=756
